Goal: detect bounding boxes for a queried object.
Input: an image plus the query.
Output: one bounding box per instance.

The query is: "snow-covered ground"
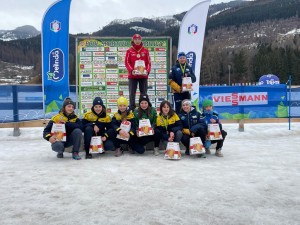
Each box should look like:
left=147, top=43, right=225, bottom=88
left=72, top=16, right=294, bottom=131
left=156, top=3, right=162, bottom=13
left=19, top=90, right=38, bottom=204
left=0, top=123, right=299, bottom=225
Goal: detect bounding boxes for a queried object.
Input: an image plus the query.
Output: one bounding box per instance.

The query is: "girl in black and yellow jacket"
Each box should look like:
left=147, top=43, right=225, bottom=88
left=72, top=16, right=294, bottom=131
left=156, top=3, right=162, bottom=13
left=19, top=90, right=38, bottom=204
left=155, top=100, right=183, bottom=152
left=111, top=96, right=140, bottom=157
left=43, top=97, right=82, bottom=160
left=82, top=97, right=115, bottom=159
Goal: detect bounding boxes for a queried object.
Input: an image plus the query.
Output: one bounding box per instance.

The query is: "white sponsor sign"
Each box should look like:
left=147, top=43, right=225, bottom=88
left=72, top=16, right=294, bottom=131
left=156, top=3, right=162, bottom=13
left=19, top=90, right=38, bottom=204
left=212, top=92, right=268, bottom=106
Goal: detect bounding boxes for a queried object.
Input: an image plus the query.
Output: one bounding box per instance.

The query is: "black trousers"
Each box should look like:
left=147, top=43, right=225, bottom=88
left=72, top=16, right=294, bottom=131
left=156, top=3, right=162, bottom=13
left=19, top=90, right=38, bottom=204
left=129, top=78, right=148, bottom=110
left=211, top=130, right=227, bottom=150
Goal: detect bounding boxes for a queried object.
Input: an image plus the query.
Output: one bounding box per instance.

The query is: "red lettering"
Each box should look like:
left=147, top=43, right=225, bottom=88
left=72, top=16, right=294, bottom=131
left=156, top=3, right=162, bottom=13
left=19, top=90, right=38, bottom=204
left=247, top=95, right=253, bottom=101
left=232, top=93, right=239, bottom=106
left=239, top=95, right=247, bottom=101
left=225, top=96, right=231, bottom=102
left=213, top=96, right=221, bottom=102
left=262, top=94, right=268, bottom=101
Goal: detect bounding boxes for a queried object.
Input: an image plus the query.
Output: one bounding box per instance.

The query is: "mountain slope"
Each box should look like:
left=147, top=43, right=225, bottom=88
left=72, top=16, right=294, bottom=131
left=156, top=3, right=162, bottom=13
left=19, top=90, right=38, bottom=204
left=0, top=25, right=40, bottom=41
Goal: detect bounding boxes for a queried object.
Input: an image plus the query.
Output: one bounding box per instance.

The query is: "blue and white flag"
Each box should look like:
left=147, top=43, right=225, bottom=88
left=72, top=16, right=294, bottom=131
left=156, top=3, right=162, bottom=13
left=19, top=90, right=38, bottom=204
left=42, top=0, right=71, bottom=113
left=178, top=0, right=211, bottom=109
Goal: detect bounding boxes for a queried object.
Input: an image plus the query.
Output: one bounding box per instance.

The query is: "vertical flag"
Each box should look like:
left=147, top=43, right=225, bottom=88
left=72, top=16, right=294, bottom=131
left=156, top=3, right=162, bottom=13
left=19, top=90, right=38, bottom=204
left=42, top=0, right=72, bottom=113
left=178, top=0, right=211, bottom=108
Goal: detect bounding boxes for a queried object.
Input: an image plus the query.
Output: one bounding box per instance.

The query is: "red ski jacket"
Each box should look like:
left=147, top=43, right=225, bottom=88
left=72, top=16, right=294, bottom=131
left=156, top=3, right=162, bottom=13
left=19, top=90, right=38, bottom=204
left=125, top=44, right=151, bottom=79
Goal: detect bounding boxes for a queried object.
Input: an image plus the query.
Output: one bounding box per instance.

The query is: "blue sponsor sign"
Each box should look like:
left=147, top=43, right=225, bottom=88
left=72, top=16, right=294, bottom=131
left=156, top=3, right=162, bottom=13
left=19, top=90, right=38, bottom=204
left=42, top=0, right=71, bottom=113
left=186, top=51, right=196, bottom=73
left=259, top=74, right=280, bottom=85
left=200, top=85, right=288, bottom=119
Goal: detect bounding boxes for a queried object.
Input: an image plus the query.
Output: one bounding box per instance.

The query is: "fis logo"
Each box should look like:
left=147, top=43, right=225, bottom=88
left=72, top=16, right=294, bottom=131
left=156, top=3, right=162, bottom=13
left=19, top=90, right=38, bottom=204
left=47, top=48, right=64, bottom=82
left=50, top=20, right=61, bottom=33
left=188, top=24, right=198, bottom=35
left=186, top=51, right=196, bottom=72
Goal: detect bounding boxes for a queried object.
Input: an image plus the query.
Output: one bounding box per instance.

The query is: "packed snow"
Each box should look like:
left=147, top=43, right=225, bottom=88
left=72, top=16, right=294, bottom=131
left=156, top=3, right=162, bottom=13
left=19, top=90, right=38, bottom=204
left=0, top=123, right=299, bottom=225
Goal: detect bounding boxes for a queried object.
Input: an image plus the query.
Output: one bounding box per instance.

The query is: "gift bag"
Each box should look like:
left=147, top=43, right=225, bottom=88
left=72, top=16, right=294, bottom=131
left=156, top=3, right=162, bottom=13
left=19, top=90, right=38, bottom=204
left=117, top=121, right=131, bottom=141
left=138, top=119, right=154, bottom=137
left=134, top=60, right=147, bottom=75
left=208, top=124, right=223, bottom=140
left=189, top=137, right=205, bottom=155
left=89, top=136, right=104, bottom=154
left=182, top=77, right=193, bottom=92
left=51, top=123, right=66, bottom=142
left=164, top=142, right=181, bottom=160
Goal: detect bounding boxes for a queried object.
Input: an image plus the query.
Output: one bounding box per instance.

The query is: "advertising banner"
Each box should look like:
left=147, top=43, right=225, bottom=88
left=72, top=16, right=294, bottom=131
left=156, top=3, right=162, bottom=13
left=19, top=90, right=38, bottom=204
left=200, top=85, right=288, bottom=119
left=76, top=37, right=171, bottom=115
left=178, top=0, right=211, bottom=108
left=258, top=74, right=280, bottom=85
left=42, top=0, right=71, bottom=113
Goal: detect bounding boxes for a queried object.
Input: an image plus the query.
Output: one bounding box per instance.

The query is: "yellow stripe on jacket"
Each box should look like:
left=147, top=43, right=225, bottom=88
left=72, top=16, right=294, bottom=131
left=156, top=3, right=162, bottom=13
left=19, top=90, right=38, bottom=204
left=83, top=111, right=111, bottom=123
left=156, top=114, right=180, bottom=127
left=51, top=112, right=78, bottom=123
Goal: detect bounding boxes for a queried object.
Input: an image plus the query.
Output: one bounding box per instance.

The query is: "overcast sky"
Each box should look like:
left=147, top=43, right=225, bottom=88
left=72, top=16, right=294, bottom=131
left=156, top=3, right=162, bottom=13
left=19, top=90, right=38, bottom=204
left=0, top=0, right=231, bottom=34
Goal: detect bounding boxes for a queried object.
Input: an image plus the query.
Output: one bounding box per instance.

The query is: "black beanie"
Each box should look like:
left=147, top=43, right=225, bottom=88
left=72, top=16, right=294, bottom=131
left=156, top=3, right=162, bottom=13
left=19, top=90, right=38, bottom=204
left=62, top=97, right=75, bottom=109
left=139, top=94, right=152, bottom=107
left=93, top=97, right=104, bottom=107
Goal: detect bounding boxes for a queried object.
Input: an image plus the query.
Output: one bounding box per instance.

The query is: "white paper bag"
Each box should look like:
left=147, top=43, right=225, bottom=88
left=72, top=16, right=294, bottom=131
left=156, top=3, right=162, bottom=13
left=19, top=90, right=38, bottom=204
left=208, top=124, right=223, bottom=140
left=182, top=77, right=193, bottom=92
left=134, top=60, right=147, bottom=75
left=51, top=123, right=66, bottom=142
left=164, top=142, right=181, bottom=160
left=117, top=121, right=131, bottom=141
left=138, top=119, right=154, bottom=137
left=189, top=137, right=205, bottom=155
left=89, top=136, right=104, bottom=154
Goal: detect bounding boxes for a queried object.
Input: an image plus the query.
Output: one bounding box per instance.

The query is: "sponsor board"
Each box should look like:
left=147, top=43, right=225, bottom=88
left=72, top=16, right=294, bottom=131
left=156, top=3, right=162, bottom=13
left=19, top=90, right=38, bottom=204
left=78, top=37, right=169, bottom=115
left=213, top=92, right=268, bottom=106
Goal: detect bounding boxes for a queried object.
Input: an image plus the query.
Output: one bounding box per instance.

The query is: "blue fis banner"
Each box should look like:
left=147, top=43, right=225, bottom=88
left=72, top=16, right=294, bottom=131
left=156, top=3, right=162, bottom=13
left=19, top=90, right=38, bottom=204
left=42, top=0, right=71, bottom=113
left=199, top=85, right=288, bottom=119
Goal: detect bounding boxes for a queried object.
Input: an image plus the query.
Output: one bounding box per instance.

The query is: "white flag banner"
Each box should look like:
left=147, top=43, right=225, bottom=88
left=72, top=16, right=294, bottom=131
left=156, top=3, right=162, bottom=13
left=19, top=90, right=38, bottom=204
left=178, top=0, right=211, bottom=108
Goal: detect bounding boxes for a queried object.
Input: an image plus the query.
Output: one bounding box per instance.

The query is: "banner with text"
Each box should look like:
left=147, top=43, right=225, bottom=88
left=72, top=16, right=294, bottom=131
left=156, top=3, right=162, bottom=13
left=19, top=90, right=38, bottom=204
left=42, top=0, right=71, bottom=113
left=178, top=0, right=211, bottom=108
left=199, top=85, right=288, bottom=119
left=76, top=37, right=171, bottom=115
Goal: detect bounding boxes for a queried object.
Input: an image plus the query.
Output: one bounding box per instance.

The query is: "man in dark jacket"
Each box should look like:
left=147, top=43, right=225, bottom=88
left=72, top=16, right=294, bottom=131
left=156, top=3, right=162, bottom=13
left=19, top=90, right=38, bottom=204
left=169, top=52, right=196, bottom=114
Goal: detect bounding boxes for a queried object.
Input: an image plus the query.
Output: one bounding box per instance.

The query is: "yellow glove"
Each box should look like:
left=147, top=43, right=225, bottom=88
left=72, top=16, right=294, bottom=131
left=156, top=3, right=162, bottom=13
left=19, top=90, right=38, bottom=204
left=169, top=80, right=181, bottom=93
left=183, top=128, right=191, bottom=135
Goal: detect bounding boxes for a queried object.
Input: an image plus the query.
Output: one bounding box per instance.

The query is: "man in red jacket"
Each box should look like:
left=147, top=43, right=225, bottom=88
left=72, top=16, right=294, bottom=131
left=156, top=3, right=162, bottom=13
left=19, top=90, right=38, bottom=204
left=125, top=34, right=151, bottom=111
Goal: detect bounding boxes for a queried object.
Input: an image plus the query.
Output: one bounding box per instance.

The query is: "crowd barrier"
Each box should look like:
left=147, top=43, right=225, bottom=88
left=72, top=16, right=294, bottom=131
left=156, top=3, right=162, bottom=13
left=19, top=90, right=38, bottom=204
left=0, top=85, right=299, bottom=124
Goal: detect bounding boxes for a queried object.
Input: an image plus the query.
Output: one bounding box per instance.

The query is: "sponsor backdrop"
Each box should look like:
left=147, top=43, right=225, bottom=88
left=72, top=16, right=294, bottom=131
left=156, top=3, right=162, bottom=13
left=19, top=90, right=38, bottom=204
left=42, top=0, right=71, bottom=113
left=2, top=85, right=300, bottom=123
left=178, top=0, right=211, bottom=108
left=76, top=37, right=171, bottom=115
left=199, top=85, right=288, bottom=119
